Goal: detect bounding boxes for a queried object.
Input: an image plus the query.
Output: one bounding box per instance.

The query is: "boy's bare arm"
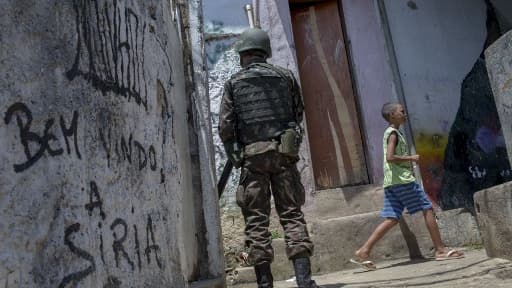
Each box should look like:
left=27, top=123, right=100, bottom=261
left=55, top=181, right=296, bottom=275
left=385, top=132, right=420, bottom=163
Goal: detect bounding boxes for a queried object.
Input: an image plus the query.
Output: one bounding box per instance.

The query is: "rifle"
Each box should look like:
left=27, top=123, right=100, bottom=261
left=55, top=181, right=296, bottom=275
left=217, top=159, right=234, bottom=197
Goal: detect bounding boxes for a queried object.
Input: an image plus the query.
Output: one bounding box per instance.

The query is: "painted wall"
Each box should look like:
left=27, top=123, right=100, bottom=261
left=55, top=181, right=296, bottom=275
left=382, top=0, right=491, bottom=203
left=0, top=1, right=217, bottom=286
left=384, top=0, right=487, bottom=133
left=340, top=0, right=397, bottom=184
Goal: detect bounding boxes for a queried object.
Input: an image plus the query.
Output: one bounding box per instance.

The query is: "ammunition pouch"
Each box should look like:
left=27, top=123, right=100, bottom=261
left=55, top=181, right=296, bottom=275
left=278, top=128, right=301, bottom=157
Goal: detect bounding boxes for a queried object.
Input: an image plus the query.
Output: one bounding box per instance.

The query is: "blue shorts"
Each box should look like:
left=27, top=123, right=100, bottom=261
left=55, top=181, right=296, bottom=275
left=380, top=182, right=432, bottom=220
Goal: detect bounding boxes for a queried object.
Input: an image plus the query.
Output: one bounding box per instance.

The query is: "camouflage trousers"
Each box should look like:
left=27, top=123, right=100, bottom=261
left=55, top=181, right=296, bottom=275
left=236, top=150, right=314, bottom=265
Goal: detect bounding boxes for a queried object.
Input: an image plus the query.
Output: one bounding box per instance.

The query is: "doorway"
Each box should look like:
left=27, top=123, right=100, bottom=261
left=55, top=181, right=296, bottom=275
left=290, top=0, right=369, bottom=189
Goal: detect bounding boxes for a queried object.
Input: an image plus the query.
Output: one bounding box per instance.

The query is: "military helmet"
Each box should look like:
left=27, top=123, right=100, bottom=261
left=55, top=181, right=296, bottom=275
left=236, top=28, right=272, bottom=58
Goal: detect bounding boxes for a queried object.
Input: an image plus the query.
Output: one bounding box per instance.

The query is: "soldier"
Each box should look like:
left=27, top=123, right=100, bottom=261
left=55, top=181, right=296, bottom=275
left=219, top=28, right=318, bottom=288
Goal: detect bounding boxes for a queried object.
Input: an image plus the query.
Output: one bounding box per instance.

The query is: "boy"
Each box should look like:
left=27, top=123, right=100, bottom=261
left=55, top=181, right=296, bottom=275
left=351, top=102, right=464, bottom=271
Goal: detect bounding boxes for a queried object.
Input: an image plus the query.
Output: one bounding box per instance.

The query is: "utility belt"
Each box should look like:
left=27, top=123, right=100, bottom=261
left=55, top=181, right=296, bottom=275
left=243, top=128, right=301, bottom=158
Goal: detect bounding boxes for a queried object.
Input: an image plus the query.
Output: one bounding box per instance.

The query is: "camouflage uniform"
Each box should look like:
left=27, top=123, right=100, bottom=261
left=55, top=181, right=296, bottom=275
left=219, top=61, right=314, bottom=265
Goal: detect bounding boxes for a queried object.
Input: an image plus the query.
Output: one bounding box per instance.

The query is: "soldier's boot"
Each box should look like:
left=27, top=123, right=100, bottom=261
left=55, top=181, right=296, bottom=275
left=254, top=262, right=273, bottom=288
left=293, top=257, right=319, bottom=288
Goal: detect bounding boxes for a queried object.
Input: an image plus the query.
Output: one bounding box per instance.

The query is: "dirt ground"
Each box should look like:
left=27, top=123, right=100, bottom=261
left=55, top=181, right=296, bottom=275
left=220, top=205, right=283, bottom=271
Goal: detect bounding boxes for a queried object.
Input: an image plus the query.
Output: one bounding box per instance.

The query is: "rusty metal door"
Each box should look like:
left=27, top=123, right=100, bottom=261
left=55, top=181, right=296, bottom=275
left=291, top=0, right=368, bottom=189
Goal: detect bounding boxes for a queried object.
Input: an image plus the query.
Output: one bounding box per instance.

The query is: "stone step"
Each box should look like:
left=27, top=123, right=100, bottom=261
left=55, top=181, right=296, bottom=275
left=303, top=184, right=385, bottom=219
left=474, top=181, right=512, bottom=261
left=229, top=208, right=481, bottom=286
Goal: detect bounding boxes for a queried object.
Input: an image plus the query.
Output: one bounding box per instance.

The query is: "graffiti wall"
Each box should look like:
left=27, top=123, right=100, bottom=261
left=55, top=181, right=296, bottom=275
left=0, top=1, right=195, bottom=286
left=383, top=0, right=511, bottom=208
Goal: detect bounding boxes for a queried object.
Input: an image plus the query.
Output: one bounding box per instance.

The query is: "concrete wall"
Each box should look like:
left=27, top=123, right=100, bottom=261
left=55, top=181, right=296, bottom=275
left=384, top=0, right=486, bottom=135
left=486, top=30, right=512, bottom=165
left=341, top=0, right=397, bottom=184
left=474, top=181, right=512, bottom=261
left=0, top=1, right=221, bottom=287
left=473, top=31, right=512, bottom=262
left=179, top=0, right=225, bottom=285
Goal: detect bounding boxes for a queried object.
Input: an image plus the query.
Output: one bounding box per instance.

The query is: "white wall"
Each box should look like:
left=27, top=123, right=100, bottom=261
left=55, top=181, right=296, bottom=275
left=384, top=0, right=487, bottom=135
left=0, top=1, right=208, bottom=286
left=183, top=0, right=225, bottom=284
left=341, top=0, right=397, bottom=183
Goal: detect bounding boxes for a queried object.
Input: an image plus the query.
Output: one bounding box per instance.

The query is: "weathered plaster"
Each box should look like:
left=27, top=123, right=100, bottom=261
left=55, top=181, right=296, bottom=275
left=180, top=0, right=225, bottom=285
left=382, top=0, right=488, bottom=202
left=341, top=0, right=397, bottom=183
left=0, top=1, right=219, bottom=287
left=486, top=30, right=512, bottom=165
left=474, top=181, right=512, bottom=261
left=383, top=0, right=487, bottom=135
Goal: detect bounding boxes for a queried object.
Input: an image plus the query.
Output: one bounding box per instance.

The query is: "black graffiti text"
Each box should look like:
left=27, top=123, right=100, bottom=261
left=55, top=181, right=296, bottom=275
left=4, top=102, right=81, bottom=173
left=83, top=181, right=164, bottom=271
left=85, top=181, right=106, bottom=220
left=60, top=184, right=165, bottom=286
left=58, top=223, right=96, bottom=288
left=67, top=0, right=148, bottom=109
left=99, top=128, right=157, bottom=171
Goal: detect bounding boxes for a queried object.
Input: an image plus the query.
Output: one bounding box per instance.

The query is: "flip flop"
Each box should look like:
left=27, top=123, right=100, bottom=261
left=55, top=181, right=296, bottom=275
left=350, top=258, right=377, bottom=271
left=435, top=249, right=464, bottom=261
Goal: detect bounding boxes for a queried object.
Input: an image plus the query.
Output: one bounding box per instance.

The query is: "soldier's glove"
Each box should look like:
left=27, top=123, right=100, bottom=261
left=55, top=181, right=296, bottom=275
left=224, top=140, right=244, bottom=168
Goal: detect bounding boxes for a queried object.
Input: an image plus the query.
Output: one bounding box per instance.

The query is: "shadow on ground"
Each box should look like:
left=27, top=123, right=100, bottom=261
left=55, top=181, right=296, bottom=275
left=320, top=258, right=506, bottom=287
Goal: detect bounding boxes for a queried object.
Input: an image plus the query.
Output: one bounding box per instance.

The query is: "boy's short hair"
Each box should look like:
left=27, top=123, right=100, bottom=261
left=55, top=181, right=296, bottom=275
left=381, top=102, right=399, bottom=122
